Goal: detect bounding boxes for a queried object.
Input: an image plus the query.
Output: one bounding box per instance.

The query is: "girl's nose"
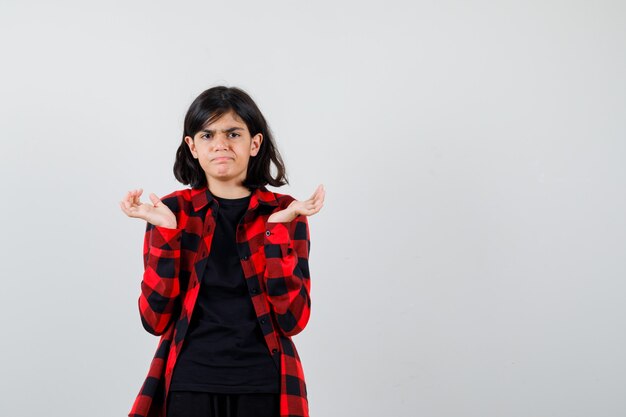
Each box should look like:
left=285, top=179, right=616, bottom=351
left=213, top=134, right=229, bottom=149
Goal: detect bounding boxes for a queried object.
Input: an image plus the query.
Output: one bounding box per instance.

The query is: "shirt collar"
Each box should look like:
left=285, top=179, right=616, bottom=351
left=191, top=184, right=279, bottom=212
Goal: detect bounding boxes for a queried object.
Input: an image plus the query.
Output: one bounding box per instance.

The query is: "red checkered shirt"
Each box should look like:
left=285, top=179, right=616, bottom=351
left=128, top=185, right=312, bottom=417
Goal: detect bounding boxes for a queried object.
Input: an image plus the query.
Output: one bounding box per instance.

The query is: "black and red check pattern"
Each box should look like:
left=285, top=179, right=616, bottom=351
left=128, top=185, right=312, bottom=417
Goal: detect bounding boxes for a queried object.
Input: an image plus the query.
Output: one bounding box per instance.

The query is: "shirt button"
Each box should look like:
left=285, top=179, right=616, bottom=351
left=260, top=318, right=266, bottom=324
left=241, top=255, right=249, bottom=260
left=265, top=230, right=271, bottom=236
left=271, top=348, right=278, bottom=354
left=251, top=288, right=259, bottom=294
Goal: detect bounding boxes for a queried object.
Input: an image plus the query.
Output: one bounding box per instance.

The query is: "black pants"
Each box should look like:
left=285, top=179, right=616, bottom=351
left=166, top=391, right=280, bottom=417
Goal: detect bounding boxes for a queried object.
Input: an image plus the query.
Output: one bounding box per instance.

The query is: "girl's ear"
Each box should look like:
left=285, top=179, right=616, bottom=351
left=184, top=136, right=197, bottom=158
left=250, top=133, right=263, bottom=156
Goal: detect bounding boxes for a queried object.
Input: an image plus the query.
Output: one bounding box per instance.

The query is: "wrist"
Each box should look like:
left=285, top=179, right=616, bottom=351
left=157, top=220, right=178, bottom=229
left=268, top=208, right=298, bottom=224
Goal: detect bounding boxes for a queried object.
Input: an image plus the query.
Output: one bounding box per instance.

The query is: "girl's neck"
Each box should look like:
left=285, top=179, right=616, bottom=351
left=208, top=182, right=252, bottom=199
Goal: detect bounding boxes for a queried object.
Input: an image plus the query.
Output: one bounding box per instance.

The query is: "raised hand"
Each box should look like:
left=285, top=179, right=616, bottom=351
left=119, top=188, right=178, bottom=228
left=268, top=184, right=325, bottom=223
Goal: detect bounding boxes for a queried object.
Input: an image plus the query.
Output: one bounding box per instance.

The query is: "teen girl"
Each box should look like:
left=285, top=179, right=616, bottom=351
left=120, top=86, right=324, bottom=417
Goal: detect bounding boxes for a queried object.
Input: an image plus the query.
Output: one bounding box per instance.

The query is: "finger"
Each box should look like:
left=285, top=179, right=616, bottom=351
left=313, top=193, right=324, bottom=211
left=122, top=199, right=134, bottom=213
left=305, top=206, right=320, bottom=216
left=308, top=185, right=321, bottom=201
left=120, top=201, right=132, bottom=216
left=304, top=201, right=319, bottom=214
left=149, top=193, right=161, bottom=207
left=123, top=193, right=132, bottom=209
left=134, top=189, right=142, bottom=206
left=315, top=184, right=324, bottom=201
left=312, top=188, right=324, bottom=206
left=121, top=201, right=140, bottom=218
left=306, top=187, right=321, bottom=203
left=136, top=188, right=143, bottom=205
left=316, top=188, right=325, bottom=200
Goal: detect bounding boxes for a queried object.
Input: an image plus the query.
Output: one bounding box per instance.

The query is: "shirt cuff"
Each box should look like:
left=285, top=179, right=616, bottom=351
left=149, top=225, right=183, bottom=250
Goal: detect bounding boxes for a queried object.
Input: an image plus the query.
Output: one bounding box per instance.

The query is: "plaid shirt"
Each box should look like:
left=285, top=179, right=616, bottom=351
left=128, top=185, right=312, bottom=417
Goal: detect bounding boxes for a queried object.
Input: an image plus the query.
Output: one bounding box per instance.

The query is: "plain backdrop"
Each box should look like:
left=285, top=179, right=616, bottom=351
left=0, top=1, right=625, bottom=416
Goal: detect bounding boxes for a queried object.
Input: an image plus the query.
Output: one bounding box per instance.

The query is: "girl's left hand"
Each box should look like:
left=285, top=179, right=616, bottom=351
left=267, top=184, right=325, bottom=223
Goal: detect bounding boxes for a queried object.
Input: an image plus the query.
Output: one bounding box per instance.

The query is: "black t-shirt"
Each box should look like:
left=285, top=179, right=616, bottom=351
left=169, top=193, right=280, bottom=393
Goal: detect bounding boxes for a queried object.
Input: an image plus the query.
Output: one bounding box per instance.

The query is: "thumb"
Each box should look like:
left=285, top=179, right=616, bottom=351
left=149, top=193, right=162, bottom=207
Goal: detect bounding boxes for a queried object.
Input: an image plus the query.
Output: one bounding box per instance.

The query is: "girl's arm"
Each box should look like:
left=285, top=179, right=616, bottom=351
left=138, top=221, right=183, bottom=336
left=263, top=214, right=311, bottom=337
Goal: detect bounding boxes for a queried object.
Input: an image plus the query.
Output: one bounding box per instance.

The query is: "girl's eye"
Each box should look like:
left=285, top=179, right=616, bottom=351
left=200, top=133, right=240, bottom=139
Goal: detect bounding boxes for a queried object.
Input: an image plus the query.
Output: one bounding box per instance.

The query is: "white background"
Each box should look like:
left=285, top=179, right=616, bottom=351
left=1, top=1, right=625, bottom=416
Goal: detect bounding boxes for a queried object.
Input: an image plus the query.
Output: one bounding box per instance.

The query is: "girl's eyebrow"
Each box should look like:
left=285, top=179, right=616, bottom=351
left=200, top=127, right=244, bottom=133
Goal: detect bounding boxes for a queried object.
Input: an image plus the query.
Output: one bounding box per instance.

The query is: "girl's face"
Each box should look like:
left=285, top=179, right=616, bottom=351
left=184, top=109, right=263, bottom=188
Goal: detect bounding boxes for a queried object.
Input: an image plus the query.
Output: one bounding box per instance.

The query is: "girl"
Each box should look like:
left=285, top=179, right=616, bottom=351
left=120, top=86, right=324, bottom=417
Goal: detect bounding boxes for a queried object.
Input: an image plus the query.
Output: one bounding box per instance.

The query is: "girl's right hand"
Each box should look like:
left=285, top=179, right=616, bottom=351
left=119, top=188, right=177, bottom=229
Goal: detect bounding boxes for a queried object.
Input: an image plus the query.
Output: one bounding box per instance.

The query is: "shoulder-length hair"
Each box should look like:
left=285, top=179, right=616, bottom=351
left=173, top=86, right=289, bottom=190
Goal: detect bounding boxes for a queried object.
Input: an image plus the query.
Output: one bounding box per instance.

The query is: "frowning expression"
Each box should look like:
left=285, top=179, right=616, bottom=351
left=184, top=109, right=263, bottom=186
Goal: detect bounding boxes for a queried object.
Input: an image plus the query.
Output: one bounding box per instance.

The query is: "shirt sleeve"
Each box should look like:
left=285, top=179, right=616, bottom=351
left=263, top=214, right=312, bottom=337
left=138, top=221, right=183, bottom=336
